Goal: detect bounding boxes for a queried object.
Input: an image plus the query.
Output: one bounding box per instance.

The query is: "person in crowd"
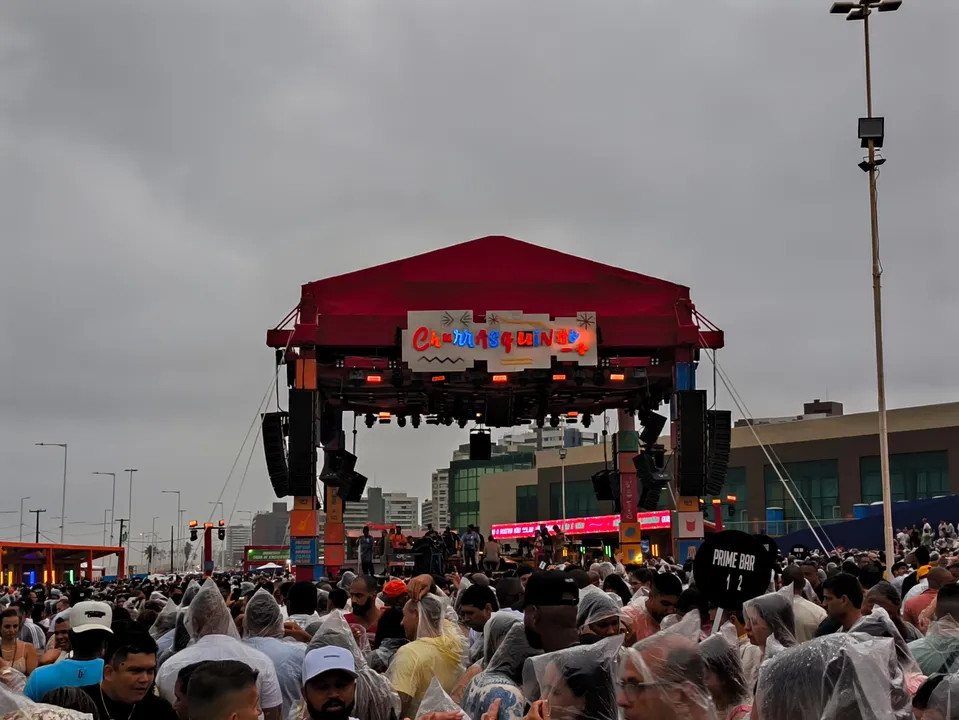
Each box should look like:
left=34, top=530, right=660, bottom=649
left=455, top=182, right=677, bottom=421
left=602, top=574, right=632, bottom=608
left=463, top=526, right=482, bottom=574
left=628, top=568, right=651, bottom=596
left=344, top=576, right=381, bottom=636
left=39, top=686, right=101, bottom=716
left=24, top=601, right=113, bottom=701
left=17, top=601, right=48, bottom=652
left=551, top=525, right=566, bottom=564
left=618, top=632, right=714, bottom=720
left=155, top=579, right=283, bottom=720
left=483, top=536, right=501, bottom=574
left=576, top=589, right=621, bottom=644
left=389, top=593, right=467, bottom=716
left=287, top=582, right=321, bottom=631
left=297, top=646, right=359, bottom=720
left=822, top=572, right=864, bottom=632
left=862, top=580, right=923, bottom=642
left=909, top=583, right=959, bottom=675
left=369, top=608, right=408, bottom=673
left=905, top=567, right=953, bottom=627
left=699, top=634, right=751, bottom=720
left=358, top=527, right=376, bottom=577
left=459, top=584, right=499, bottom=663
left=522, top=572, right=579, bottom=654
left=81, top=622, right=177, bottom=719
left=0, top=607, right=38, bottom=675
left=720, top=605, right=762, bottom=691
left=902, top=546, right=931, bottom=597
left=744, top=592, right=796, bottom=658
left=782, top=565, right=827, bottom=642
left=40, top=613, right=72, bottom=666
left=392, top=526, right=409, bottom=551
left=382, top=579, right=408, bottom=610
left=243, top=589, right=307, bottom=720
left=186, top=659, right=263, bottom=720
left=624, top=572, right=681, bottom=642
left=173, top=662, right=204, bottom=720
left=495, top=578, right=523, bottom=612
left=328, top=589, right=349, bottom=613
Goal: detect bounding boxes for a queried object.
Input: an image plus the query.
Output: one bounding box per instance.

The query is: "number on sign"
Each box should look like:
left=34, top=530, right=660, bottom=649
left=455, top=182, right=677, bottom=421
left=725, top=574, right=744, bottom=592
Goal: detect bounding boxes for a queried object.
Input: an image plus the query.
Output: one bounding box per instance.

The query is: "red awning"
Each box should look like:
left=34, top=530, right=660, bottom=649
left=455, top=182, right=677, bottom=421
left=269, top=236, right=722, bottom=351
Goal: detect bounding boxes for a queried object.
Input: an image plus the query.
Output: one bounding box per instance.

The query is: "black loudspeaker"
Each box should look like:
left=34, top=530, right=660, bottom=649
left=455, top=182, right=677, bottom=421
left=639, top=412, right=668, bottom=447
left=676, top=390, right=708, bottom=497
left=705, top=410, right=732, bottom=496
left=590, top=468, right=616, bottom=501
left=320, top=449, right=357, bottom=486
left=638, top=484, right=662, bottom=512
left=261, top=412, right=289, bottom=498
left=287, top=389, right=317, bottom=496
left=342, top=471, right=368, bottom=502
left=470, top=430, right=492, bottom=461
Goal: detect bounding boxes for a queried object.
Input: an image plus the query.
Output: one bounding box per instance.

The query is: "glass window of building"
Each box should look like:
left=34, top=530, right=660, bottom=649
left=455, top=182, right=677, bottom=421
left=449, top=453, right=534, bottom=532
left=549, top=480, right=600, bottom=519
left=764, top=460, right=840, bottom=534
left=860, top=451, right=949, bottom=505
left=516, top=485, right=538, bottom=523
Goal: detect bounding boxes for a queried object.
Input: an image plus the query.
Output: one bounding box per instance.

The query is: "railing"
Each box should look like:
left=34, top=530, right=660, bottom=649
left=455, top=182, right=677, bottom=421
left=721, top=517, right=845, bottom=538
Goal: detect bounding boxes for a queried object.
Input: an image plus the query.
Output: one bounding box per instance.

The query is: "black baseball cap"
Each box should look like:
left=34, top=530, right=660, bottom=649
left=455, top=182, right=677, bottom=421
left=521, top=571, right=579, bottom=608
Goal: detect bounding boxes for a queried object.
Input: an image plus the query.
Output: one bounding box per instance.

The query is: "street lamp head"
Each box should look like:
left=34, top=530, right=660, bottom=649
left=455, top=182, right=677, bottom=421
left=830, top=1, right=859, bottom=13
left=878, top=0, right=902, bottom=10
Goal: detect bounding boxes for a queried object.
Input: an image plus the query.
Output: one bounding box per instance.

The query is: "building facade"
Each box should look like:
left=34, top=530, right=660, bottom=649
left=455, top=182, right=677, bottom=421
left=251, top=502, right=289, bottom=546
left=471, top=401, right=959, bottom=538
left=225, top=524, right=251, bottom=567
left=384, top=492, right=418, bottom=529
left=430, top=469, right=450, bottom=528
left=422, top=499, right=434, bottom=529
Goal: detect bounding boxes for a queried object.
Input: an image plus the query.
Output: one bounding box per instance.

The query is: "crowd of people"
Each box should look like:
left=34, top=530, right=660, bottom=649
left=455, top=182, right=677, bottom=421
left=5, top=525, right=959, bottom=718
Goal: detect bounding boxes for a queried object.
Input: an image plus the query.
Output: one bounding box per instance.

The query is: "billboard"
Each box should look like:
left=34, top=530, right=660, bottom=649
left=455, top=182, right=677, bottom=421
left=245, top=546, right=289, bottom=563
left=491, top=511, right=671, bottom=540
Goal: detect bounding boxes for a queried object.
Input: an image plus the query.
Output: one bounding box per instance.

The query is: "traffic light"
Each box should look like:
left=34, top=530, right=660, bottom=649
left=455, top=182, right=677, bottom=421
left=218, top=519, right=226, bottom=540
left=189, top=520, right=198, bottom=542
left=727, top=494, right=737, bottom=519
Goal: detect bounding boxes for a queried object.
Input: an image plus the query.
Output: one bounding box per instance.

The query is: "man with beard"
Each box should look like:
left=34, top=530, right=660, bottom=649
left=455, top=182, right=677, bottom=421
left=299, top=647, right=360, bottom=720
left=344, top=576, right=381, bottom=635
left=522, top=571, right=579, bottom=653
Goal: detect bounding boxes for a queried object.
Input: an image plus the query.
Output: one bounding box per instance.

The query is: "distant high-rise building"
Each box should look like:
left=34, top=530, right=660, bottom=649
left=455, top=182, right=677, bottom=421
left=384, top=492, right=418, bottom=530
left=429, top=469, right=450, bottom=528
left=421, top=499, right=434, bottom=529
left=251, top=502, right=289, bottom=546
left=225, top=524, right=251, bottom=567
left=318, top=497, right=370, bottom=534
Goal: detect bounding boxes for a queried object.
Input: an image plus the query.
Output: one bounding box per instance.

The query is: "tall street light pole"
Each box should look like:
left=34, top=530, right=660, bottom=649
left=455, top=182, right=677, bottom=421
left=103, top=508, right=110, bottom=546
left=19, top=497, right=30, bottom=543
left=124, top=469, right=138, bottom=561
left=162, top=491, right=182, bottom=572
left=92, top=472, right=117, bottom=545
left=35, top=443, right=68, bottom=543
left=209, top=501, right=224, bottom=569
left=830, top=0, right=901, bottom=577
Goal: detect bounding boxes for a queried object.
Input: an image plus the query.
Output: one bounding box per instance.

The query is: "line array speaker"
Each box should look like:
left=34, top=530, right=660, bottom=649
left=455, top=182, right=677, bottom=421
left=676, top=390, right=708, bottom=497
left=287, top=389, right=317, bottom=496
left=705, top=410, right=732, bottom=496
left=261, top=412, right=289, bottom=498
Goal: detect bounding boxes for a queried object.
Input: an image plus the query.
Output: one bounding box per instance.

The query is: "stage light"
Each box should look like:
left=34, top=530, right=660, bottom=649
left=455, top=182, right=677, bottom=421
left=726, top=494, right=737, bottom=503
left=365, top=413, right=375, bottom=428
left=397, top=415, right=407, bottom=428
left=426, top=415, right=440, bottom=426
left=366, top=374, right=382, bottom=384
left=377, top=412, right=391, bottom=425
left=549, top=414, right=560, bottom=428
left=552, top=373, right=567, bottom=382
left=492, top=374, right=508, bottom=384
left=566, top=411, right=579, bottom=424
left=711, top=498, right=722, bottom=505
left=431, top=375, right=447, bottom=383
left=582, top=413, right=592, bottom=428
left=411, top=414, right=421, bottom=428
left=458, top=417, right=467, bottom=429
left=443, top=416, right=453, bottom=426
left=609, top=372, right=626, bottom=382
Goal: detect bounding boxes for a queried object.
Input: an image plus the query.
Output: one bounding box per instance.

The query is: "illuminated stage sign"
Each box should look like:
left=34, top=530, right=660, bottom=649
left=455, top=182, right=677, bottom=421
left=491, top=511, right=671, bottom=540
left=245, top=547, right=289, bottom=563
left=402, top=310, right=598, bottom=373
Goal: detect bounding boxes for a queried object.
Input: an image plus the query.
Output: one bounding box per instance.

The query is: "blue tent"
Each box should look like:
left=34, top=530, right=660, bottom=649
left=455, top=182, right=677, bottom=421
left=776, top=495, right=959, bottom=553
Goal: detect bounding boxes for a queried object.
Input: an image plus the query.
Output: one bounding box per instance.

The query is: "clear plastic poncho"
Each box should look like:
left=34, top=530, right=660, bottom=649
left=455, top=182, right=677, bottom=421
left=576, top=588, right=622, bottom=636
left=523, top=634, right=623, bottom=720
left=306, top=611, right=400, bottom=720
left=149, top=597, right=178, bottom=640
left=926, top=674, right=959, bottom=719
left=0, top=682, right=91, bottom=719
left=415, top=677, right=468, bottom=720
left=754, top=633, right=911, bottom=719
left=848, top=606, right=922, bottom=677
left=481, top=612, right=522, bottom=668
left=243, top=589, right=285, bottom=639
left=743, top=590, right=797, bottom=656
left=183, top=578, right=240, bottom=641
left=699, top=634, right=750, bottom=716
left=620, top=629, right=718, bottom=720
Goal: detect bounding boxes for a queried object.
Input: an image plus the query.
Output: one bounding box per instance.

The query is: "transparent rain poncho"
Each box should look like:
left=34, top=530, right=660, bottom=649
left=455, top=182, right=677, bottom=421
left=523, top=634, right=623, bottom=720
left=0, top=682, right=91, bottom=719
left=576, top=588, right=622, bottom=638
left=461, top=622, right=538, bottom=719
left=753, top=633, right=911, bottom=720
left=306, top=611, right=400, bottom=720
left=184, top=578, right=241, bottom=641
left=743, top=590, right=797, bottom=657
left=149, top=597, right=178, bottom=640
left=619, top=629, right=718, bottom=720
left=243, top=589, right=285, bottom=639
left=338, top=571, right=356, bottom=590
left=699, top=634, right=751, bottom=718
left=415, top=678, right=468, bottom=720
left=925, top=674, right=959, bottom=719
left=848, top=606, right=923, bottom=686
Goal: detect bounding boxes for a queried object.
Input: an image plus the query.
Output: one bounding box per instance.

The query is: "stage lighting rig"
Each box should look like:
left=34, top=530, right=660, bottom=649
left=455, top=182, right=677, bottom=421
left=411, top=414, right=421, bottom=428
left=549, top=414, right=560, bottom=428
left=364, top=413, right=375, bottom=428
left=582, top=413, right=592, bottom=428
left=458, top=417, right=468, bottom=429
left=397, top=415, right=407, bottom=428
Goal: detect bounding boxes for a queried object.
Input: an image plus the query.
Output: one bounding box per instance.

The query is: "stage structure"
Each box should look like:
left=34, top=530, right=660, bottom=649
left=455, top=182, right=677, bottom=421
left=266, top=236, right=724, bottom=579
left=0, top=542, right=126, bottom=583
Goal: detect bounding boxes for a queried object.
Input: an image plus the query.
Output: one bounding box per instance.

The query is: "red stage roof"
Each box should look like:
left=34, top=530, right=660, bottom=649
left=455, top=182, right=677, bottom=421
left=268, top=236, right=722, bottom=350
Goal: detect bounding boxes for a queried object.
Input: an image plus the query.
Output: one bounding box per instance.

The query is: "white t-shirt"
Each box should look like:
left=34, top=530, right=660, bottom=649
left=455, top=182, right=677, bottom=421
left=156, top=634, right=283, bottom=711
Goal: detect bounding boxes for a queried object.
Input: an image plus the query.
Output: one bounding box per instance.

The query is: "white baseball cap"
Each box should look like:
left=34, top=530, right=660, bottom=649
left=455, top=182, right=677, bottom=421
left=70, top=601, right=113, bottom=634
left=303, top=647, right=358, bottom=684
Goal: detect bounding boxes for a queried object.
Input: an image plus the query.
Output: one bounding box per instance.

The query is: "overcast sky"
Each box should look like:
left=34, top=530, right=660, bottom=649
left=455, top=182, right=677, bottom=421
left=1, top=1, right=955, bottom=554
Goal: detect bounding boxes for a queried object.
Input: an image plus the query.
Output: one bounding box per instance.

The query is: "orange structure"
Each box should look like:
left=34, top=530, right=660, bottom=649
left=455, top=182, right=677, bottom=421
left=0, top=542, right=126, bottom=584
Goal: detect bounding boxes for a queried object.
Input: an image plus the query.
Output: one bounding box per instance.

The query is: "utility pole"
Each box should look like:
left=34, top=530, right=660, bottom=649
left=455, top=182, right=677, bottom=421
left=829, top=0, right=902, bottom=578
left=92, top=472, right=117, bottom=545
left=30, top=509, right=46, bottom=544
left=20, top=497, right=31, bottom=543
left=124, top=469, right=137, bottom=563
left=162, top=490, right=182, bottom=572
left=170, top=526, right=175, bottom=574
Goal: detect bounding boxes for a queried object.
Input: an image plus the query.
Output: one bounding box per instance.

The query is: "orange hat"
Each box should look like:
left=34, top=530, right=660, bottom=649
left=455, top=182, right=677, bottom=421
left=383, top=579, right=407, bottom=598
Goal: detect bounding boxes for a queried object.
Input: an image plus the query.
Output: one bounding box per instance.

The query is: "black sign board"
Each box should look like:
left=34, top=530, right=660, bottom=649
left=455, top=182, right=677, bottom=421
left=754, top=534, right=779, bottom=561
left=693, top=530, right=774, bottom=608
left=790, top=544, right=810, bottom=561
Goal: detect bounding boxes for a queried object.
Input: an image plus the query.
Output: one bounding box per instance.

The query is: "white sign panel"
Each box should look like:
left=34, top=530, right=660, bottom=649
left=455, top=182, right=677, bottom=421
left=677, top=512, right=705, bottom=539
left=402, top=310, right=598, bottom=373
